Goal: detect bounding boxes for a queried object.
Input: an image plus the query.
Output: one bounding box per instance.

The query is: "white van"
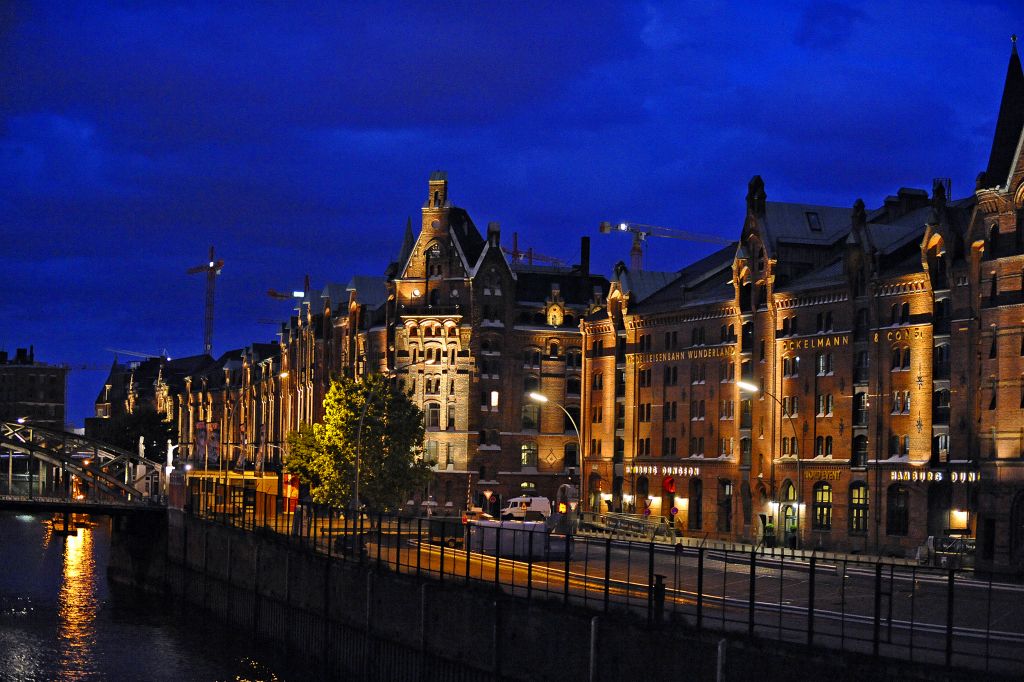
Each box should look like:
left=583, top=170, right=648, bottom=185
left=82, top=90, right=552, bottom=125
left=500, top=495, right=552, bottom=521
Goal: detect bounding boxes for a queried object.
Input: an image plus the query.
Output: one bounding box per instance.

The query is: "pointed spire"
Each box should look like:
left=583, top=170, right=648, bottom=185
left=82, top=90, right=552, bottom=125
left=746, top=175, right=766, bottom=217
left=397, top=216, right=415, bottom=265
left=983, top=35, right=1024, bottom=187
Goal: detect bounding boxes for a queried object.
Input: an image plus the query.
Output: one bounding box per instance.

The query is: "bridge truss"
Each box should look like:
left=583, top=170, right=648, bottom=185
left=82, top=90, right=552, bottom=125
left=0, top=421, right=164, bottom=509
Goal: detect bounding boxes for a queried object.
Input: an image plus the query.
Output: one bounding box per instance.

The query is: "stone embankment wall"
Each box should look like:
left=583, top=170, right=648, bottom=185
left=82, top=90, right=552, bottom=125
left=107, top=511, right=996, bottom=681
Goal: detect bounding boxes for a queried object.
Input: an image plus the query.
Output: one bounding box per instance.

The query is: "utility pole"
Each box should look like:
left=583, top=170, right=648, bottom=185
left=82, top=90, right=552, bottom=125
left=187, top=246, right=225, bottom=355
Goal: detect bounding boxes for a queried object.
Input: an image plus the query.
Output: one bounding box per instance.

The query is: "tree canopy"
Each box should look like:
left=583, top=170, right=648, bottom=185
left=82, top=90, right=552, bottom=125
left=285, top=375, right=430, bottom=511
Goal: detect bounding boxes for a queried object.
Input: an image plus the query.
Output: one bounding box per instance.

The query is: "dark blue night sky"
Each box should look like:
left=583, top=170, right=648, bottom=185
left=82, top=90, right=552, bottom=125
left=3, top=1, right=1023, bottom=426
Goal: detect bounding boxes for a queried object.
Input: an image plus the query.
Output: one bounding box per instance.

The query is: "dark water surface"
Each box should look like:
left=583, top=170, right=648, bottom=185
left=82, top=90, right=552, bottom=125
left=0, top=511, right=298, bottom=682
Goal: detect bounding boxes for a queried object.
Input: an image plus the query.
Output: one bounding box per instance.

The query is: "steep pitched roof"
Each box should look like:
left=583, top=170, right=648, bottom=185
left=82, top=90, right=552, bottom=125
left=761, top=201, right=851, bottom=247
left=346, top=275, right=388, bottom=309
left=985, top=38, right=1024, bottom=187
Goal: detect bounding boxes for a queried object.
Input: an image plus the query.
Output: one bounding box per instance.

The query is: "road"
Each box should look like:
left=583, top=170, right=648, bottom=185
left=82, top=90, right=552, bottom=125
left=188, top=493, right=1024, bottom=676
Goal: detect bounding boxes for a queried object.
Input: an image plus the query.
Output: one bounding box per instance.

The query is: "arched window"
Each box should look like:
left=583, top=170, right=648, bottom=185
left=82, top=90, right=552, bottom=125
left=852, top=435, right=868, bottom=467
left=812, top=482, right=832, bottom=530
left=850, top=482, right=869, bottom=533
left=886, top=484, right=909, bottom=535
left=523, top=375, right=540, bottom=393
left=563, top=442, right=578, bottom=469
left=520, top=443, right=538, bottom=468
left=566, top=377, right=581, bottom=395
left=636, top=476, right=649, bottom=500
left=426, top=403, right=440, bottom=429
left=781, top=481, right=796, bottom=502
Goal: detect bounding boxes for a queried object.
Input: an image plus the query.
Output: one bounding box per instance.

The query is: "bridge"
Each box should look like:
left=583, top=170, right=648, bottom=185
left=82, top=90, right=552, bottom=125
left=0, top=421, right=165, bottom=516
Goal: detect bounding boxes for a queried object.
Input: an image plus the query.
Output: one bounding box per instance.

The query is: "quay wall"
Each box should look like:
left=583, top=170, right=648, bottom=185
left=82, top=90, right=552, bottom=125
left=107, top=510, right=991, bottom=681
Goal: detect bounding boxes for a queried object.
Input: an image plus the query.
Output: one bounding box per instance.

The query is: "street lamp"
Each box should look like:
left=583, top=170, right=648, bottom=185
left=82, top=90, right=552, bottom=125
left=527, top=392, right=583, bottom=521
left=353, top=358, right=433, bottom=512
left=737, top=380, right=803, bottom=548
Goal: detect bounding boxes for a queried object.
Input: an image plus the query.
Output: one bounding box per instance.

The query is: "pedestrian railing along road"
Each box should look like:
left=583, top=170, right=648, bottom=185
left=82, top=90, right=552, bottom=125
left=184, top=477, right=1024, bottom=678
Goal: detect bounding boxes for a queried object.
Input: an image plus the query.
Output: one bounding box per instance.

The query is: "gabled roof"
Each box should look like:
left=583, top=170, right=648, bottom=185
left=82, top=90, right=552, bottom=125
left=761, top=201, right=851, bottom=248
left=346, top=275, right=388, bottom=309
left=447, top=207, right=486, bottom=269
left=514, top=267, right=608, bottom=306
left=985, top=38, right=1024, bottom=188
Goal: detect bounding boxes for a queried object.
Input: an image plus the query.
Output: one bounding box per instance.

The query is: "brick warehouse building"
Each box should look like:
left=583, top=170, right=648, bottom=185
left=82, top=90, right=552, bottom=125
left=581, top=42, right=1024, bottom=573
left=91, top=42, right=1024, bottom=573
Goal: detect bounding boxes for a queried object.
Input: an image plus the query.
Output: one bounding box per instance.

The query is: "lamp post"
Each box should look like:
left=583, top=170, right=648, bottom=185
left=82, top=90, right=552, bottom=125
left=527, top=391, right=583, bottom=524
left=353, top=358, right=433, bottom=512
left=737, top=380, right=803, bottom=548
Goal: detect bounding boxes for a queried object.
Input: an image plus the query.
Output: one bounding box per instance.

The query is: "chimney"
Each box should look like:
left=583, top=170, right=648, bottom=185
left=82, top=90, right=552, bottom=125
left=487, top=222, right=501, bottom=248
left=0, top=351, right=7, bottom=364
left=580, top=236, right=590, bottom=276
left=15, top=348, right=28, bottom=364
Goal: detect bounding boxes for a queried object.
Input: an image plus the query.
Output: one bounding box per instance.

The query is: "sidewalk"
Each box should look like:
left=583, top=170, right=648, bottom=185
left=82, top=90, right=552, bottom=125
left=577, top=520, right=920, bottom=568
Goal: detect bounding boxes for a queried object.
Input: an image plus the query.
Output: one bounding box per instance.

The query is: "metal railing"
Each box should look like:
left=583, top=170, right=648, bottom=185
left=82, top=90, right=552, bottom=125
left=183, top=477, right=1024, bottom=677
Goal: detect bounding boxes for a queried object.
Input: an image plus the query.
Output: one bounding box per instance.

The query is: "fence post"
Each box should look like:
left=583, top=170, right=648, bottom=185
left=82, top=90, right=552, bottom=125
left=748, top=548, right=756, bottom=637
left=646, top=541, right=655, bottom=626
left=527, top=528, right=535, bottom=601
left=807, top=554, right=816, bottom=647
left=564, top=531, right=572, bottom=606
left=416, top=517, right=422, bottom=577
left=945, top=568, right=955, bottom=668
left=376, top=511, right=383, bottom=573
left=697, top=547, right=705, bottom=632
left=439, top=524, right=446, bottom=584
left=872, top=562, right=882, bottom=657
left=603, top=537, right=611, bottom=613
left=494, top=525, right=502, bottom=590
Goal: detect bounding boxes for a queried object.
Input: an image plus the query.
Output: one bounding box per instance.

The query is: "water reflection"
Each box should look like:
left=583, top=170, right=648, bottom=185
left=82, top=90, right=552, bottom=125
left=57, top=521, right=98, bottom=680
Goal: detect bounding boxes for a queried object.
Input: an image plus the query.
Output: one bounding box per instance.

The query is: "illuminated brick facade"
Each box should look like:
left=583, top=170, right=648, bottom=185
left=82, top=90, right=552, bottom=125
left=581, top=44, right=1024, bottom=571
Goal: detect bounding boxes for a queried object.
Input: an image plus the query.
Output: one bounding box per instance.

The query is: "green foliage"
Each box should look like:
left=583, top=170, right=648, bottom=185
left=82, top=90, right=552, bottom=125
left=94, top=407, right=175, bottom=459
left=284, top=375, right=430, bottom=511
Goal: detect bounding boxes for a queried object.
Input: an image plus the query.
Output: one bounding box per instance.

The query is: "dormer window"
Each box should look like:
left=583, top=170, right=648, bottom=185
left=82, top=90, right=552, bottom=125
left=805, top=212, right=822, bottom=232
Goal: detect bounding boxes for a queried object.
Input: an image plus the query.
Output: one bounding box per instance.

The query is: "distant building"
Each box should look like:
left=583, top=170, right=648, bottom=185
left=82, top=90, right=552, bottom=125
left=0, top=347, right=67, bottom=429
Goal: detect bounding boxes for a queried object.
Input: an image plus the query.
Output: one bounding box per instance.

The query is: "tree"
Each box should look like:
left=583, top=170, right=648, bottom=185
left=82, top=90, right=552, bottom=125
left=92, top=407, right=175, bottom=459
left=285, top=375, right=430, bottom=511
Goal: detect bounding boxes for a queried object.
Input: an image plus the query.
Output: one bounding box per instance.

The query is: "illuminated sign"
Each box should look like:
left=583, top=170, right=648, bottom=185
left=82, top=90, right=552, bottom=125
left=874, top=327, right=927, bottom=343
left=634, top=346, right=736, bottom=364
left=625, top=464, right=701, bottom=477
left=803, top=469, right=842, bottom=481
left=780, top=335, right=850, bottom=351
left=888, top=470, right=980, bottom=483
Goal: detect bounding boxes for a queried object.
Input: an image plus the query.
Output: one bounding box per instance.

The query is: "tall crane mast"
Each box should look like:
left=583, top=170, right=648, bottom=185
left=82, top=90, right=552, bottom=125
left=187, top=246, right=224, bottom=356
left=599, top=221, right=732, bottom=271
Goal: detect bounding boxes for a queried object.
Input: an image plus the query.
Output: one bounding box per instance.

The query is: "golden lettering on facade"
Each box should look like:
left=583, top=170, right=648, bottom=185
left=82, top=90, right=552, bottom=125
left=885, top=328, right=925, bottom=342
left=885, top=469, right=979, bottom=483
left=804, top=469, right=841, bottom=480
left=625, top=464, right=701, bottom=477
left=779, top=335, right=850, bottom=352
left=634, top=347, right=736, bottom=364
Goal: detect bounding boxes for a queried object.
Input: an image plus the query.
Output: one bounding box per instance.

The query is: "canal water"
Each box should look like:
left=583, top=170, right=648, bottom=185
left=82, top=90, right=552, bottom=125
left=0, top=511, right=299, bottom=681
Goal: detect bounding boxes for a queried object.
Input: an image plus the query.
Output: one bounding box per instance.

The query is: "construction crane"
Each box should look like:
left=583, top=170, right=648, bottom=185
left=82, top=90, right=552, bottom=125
left=599, top=221, right=732, bottom=271
left=501, top=232, right=566, bottom=267
left=187, top=246, right=224, bottom=356
left=104, top=348, right=171, bottom=360
left=267, top=275, right=310, bottom=301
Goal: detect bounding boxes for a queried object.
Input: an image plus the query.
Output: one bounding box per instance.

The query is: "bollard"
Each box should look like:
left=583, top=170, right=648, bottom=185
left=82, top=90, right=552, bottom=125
left=653, top=574, right=666, bottom=626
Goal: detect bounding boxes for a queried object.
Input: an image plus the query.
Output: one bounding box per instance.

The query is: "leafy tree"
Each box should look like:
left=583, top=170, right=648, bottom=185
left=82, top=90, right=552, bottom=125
left=93, top=407, right=175, bottom=459
left=285, top=375, right=430, bottom=511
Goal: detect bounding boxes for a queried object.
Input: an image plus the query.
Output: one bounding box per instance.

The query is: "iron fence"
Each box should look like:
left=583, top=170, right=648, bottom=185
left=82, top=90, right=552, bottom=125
left=184, top=477, right=1024, bottom=677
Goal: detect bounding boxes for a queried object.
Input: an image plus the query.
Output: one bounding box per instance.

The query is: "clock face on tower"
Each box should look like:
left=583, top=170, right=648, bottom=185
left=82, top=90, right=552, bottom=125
left=547, top=304, right=563, bottom=327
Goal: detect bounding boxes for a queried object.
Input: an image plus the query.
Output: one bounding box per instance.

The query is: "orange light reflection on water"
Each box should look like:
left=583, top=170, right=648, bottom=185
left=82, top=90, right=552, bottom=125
left=56, top=523, right=98, bottom=680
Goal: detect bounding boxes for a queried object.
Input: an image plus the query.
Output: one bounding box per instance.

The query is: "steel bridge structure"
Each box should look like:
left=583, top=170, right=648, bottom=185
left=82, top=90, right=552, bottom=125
left=0, top=421, right=165, bottom=514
